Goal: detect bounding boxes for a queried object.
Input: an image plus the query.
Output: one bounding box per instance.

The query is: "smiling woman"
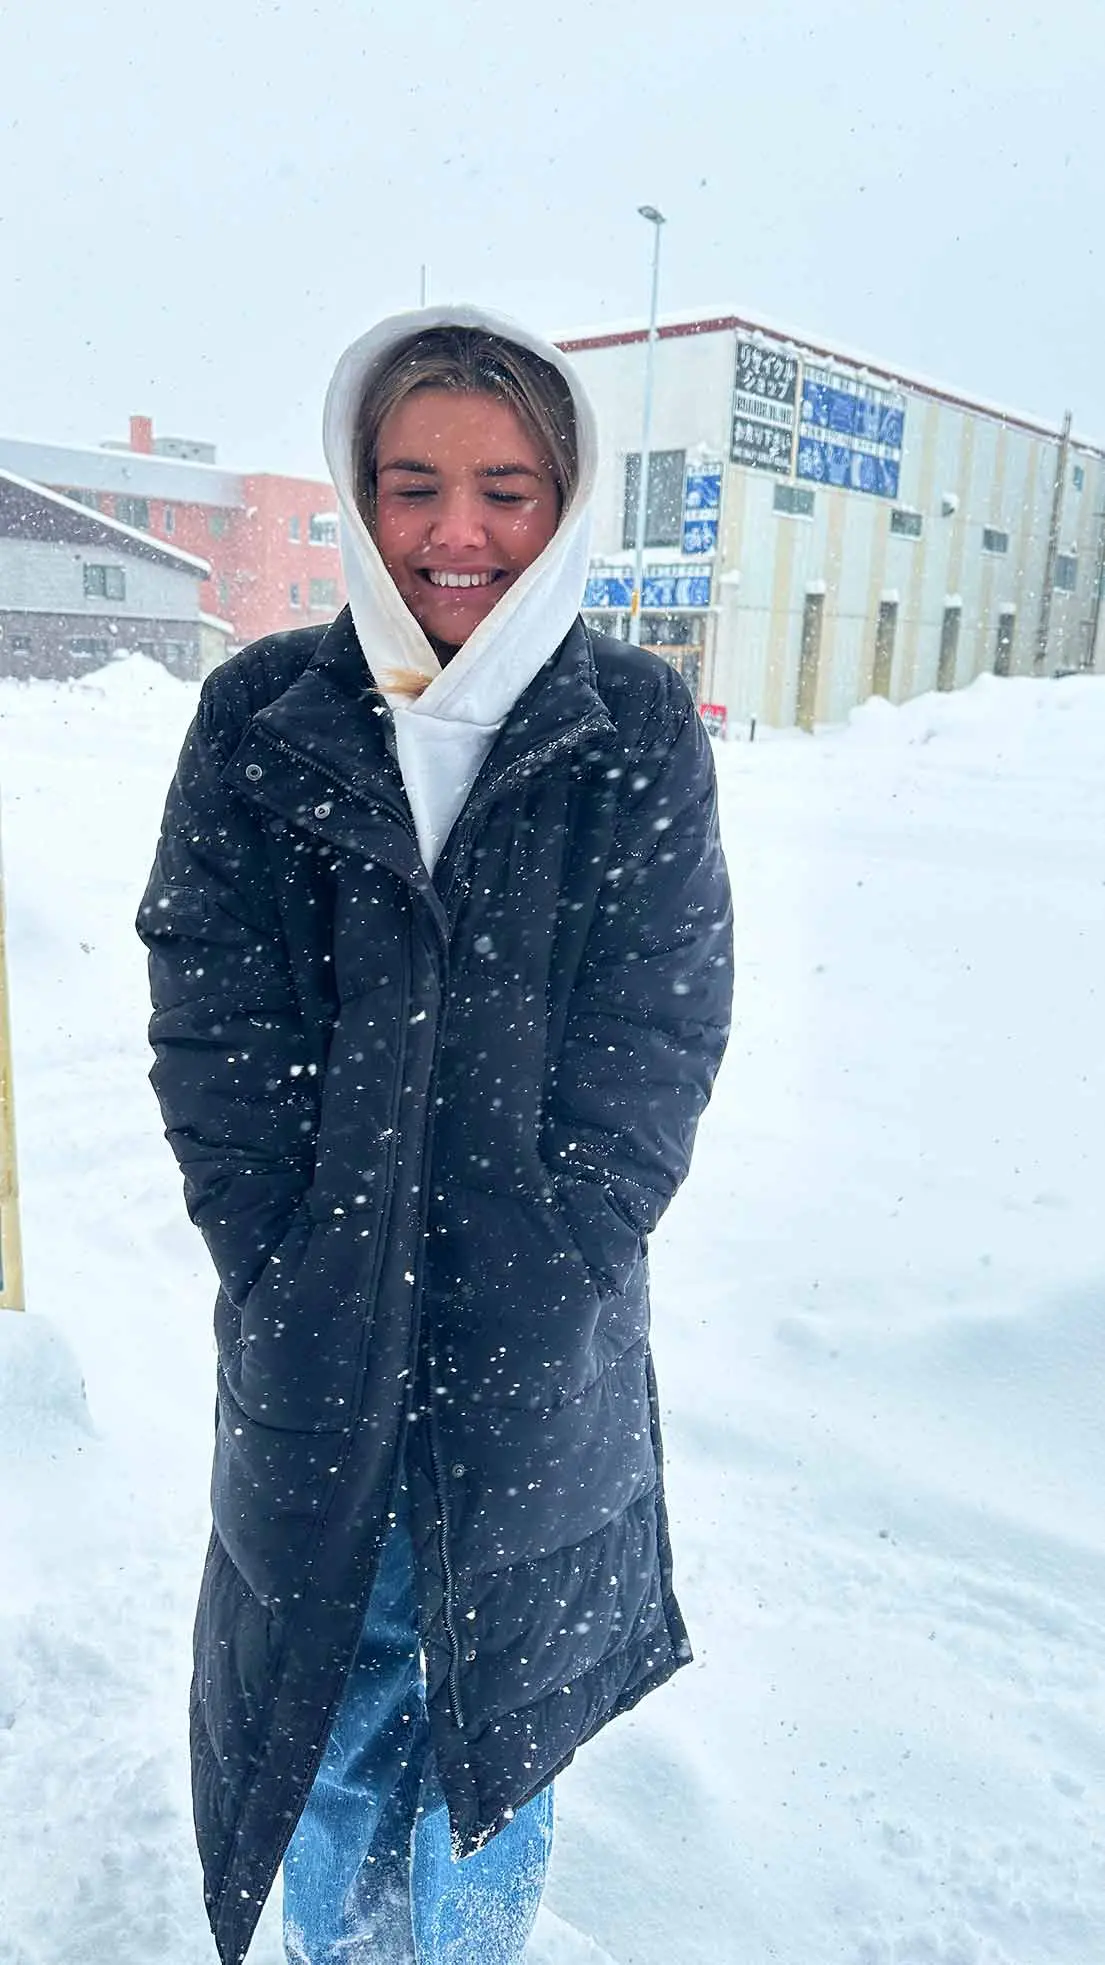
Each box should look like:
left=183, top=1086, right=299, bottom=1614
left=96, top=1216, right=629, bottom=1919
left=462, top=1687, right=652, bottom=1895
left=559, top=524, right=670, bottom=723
left=137, top=302, right=733, bottom=1965
left=351, top=324, right=578, bottom=678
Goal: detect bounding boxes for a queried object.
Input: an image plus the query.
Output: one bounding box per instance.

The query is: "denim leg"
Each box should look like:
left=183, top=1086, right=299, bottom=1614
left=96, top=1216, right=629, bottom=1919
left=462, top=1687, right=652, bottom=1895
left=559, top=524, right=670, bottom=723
left=282, top=1519, right=427, bottom=1965
left=282, top=1511, right=555, bottom=1965
left=411, top=1772, right=554, bottom=1965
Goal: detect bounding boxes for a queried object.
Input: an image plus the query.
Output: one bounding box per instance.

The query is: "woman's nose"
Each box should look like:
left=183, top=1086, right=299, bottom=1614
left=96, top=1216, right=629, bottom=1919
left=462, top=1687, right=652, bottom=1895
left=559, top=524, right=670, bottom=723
left=427, top=491, right=488, bottom=549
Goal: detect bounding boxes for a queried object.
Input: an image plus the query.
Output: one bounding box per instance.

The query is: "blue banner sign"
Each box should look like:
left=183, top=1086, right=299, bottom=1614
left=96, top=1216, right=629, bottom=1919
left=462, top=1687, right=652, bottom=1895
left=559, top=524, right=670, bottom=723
left=644, top=568, right=712, bottom=609
left=584, top=566, right=713, bottom=610
left=682, top=466, right=722, bottom=555
left=797, top=368, right=905, bottom=500
left=584, top=571, right=635, bottom=609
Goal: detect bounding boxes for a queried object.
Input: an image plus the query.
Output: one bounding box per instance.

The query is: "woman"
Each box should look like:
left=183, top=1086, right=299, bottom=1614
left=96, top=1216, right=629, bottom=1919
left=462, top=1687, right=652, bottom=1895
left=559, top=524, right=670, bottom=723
left=138, top=305, right=733, bottom=1965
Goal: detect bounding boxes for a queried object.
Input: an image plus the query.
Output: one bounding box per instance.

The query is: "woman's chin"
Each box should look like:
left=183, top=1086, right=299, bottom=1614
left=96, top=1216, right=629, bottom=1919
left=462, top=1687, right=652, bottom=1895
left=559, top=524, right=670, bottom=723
left=414, top=596, right=503, bottom=652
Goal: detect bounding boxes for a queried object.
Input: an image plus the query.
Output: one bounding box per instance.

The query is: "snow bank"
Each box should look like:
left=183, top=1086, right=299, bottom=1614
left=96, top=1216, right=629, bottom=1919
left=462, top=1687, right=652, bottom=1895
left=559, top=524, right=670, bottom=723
left=0, top=668, right=1101, bottom=1964
left=75, top=649, right=196, bottom=706
left=0, top=1311, right=89, bottom=1444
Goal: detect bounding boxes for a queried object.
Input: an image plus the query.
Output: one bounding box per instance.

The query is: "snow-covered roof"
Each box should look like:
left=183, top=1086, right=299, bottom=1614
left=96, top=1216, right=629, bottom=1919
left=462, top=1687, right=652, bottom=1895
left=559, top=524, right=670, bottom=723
left=554, top=306, right=1103, bottom=454
left=0, top=434, right=244, bottom=508
left=0, top=469, right=212, bottom=576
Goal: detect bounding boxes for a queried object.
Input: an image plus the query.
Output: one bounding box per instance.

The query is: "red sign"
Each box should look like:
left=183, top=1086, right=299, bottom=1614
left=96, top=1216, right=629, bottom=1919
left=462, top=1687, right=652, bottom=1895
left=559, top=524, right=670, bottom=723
left=699, top=702, right=728, bottom=738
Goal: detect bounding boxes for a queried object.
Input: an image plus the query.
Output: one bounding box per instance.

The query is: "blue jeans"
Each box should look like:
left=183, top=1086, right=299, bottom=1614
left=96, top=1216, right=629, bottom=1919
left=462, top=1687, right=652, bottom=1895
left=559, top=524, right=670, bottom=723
left=282, top=1509, right=554, bottom=1964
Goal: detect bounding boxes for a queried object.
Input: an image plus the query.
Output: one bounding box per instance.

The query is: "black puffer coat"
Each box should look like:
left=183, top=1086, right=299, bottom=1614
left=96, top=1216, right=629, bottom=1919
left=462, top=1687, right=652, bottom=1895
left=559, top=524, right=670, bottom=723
left=138, top=607, right=732, bottom=1963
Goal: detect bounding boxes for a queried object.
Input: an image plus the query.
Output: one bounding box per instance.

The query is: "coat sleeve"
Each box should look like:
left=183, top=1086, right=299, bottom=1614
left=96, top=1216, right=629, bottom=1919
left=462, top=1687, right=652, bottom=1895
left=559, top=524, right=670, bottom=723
left=136, top=681, right=321, bottom=1307
left=544, top=672, right=734, bottom=1284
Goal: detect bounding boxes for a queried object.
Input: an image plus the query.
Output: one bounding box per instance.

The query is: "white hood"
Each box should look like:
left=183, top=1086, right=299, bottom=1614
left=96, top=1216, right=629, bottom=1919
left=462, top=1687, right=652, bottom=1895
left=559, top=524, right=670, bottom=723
left=321, top=303, right=599, bottom=871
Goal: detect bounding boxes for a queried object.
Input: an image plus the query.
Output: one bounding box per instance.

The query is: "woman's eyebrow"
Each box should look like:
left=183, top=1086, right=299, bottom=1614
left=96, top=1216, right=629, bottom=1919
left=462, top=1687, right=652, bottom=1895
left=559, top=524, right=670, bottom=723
left=378, top=457, right=436, bottom=475
left=377, top=459, right=543, bottom=480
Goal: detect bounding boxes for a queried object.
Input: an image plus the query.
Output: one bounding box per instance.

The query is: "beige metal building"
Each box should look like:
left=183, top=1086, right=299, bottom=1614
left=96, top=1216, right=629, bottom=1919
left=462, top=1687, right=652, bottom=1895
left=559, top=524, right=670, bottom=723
left=559, top=313, right=1105, bottom=730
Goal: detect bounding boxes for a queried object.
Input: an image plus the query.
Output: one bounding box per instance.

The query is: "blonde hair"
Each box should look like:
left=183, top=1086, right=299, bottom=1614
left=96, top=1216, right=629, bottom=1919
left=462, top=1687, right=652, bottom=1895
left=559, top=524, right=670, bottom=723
left=352, top=326, right=578, bottom=536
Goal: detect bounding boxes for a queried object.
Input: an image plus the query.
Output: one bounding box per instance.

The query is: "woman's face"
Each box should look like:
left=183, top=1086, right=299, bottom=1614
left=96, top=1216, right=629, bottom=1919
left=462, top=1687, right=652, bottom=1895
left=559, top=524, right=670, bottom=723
left=372, top=387, right=561, bottom=652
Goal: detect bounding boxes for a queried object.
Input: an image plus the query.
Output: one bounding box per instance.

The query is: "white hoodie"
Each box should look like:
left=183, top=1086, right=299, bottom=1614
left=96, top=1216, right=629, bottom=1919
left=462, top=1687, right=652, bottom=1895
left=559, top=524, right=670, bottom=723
left=322, top=304, right=600, bottom=873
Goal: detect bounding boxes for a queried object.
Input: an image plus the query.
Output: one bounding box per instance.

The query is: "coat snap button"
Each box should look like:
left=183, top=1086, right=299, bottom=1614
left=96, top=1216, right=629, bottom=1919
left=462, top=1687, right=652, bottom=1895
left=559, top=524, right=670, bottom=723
left=314, top=801, right=332, bottom=819
left=466, top=1649, right=477, bottom=1663
left=451, top=1463, right=466, bottom=1479
left=244, top=762, right=263, bottom=781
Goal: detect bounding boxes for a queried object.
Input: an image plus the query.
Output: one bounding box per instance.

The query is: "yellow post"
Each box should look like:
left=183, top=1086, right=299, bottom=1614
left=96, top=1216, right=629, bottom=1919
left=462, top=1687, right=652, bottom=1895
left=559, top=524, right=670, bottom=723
left=0, top=813, right=24, bottom=1311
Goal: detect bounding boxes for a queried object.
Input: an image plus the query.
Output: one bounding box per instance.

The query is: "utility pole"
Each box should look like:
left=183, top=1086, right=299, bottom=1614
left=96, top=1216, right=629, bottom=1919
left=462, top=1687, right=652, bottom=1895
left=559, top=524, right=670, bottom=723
left=628, top=205, right=666, bottom=648
left=419, top=265, right=429, bottom=308
left=1036, top=408, right=1072, bottom=670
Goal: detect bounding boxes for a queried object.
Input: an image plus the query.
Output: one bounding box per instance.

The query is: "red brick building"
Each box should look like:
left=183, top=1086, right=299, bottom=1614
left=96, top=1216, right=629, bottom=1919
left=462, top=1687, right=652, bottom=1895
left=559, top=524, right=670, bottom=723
left=0, top=415, right=345, bottom=651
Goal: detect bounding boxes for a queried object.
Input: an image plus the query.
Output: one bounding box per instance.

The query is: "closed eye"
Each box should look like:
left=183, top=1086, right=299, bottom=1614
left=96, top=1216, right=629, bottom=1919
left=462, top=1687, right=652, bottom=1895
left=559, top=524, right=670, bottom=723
left=391, top=486, right=528, bottom=506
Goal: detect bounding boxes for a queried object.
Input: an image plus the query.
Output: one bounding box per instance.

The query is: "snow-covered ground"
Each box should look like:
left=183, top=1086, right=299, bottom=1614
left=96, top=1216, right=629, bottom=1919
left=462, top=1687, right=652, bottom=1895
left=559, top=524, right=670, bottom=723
left=0, top=658, right=1101, bottom=1965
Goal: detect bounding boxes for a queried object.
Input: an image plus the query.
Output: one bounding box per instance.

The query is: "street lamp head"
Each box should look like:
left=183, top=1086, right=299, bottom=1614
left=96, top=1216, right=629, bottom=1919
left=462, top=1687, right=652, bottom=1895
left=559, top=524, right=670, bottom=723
left=638, top=204, right=666, bottom=225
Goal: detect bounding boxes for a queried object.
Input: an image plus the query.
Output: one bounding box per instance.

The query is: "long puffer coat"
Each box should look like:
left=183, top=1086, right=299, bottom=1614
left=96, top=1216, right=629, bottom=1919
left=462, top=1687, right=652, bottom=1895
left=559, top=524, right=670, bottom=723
left=138, top=605, right=733, bottom=1963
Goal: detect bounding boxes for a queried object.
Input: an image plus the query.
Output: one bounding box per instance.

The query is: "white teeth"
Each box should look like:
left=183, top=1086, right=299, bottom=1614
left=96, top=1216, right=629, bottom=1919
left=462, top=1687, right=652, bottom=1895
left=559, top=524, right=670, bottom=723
left=425, top=570, right=498, bottom=588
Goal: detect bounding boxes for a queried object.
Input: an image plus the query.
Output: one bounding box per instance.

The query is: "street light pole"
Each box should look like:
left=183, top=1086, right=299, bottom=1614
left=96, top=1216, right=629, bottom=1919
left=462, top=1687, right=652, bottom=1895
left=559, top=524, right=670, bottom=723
left=628, top=204, right=666, bottom=647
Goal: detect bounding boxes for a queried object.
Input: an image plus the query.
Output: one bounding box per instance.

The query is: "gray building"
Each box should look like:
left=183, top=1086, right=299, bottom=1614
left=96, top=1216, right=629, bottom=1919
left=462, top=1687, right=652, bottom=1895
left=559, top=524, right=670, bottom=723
left=559, top=312, right=1105, bottom=730
left=0, top=469, right=211, bottom=679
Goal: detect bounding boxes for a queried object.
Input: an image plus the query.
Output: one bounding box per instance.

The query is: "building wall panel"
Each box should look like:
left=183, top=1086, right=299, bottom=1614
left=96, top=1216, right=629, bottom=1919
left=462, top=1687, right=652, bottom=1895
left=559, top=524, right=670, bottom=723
left=0, top=535, right=201, bottom=621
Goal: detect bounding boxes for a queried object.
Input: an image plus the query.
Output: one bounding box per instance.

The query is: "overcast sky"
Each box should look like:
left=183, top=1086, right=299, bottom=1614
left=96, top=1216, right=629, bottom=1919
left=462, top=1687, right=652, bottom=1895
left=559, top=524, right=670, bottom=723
left=1, top=0, right=1100, bottom=475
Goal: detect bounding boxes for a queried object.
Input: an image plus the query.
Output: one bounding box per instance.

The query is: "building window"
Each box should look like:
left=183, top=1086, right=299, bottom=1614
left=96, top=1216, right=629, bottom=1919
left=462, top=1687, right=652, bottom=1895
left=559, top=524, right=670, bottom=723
left=640, top=613, right=705, bottom=648
left=937, top=604, right=962, bottom=692
left=217, top=579, right=230, bottom=609
left=1054, top=554, right=1078, bottom=592
left=309, top=577, right=339, bottom=610
left=208, top=510, right=229, bottom=538
left=62, top=487, right=101, bottom=511
left=1072, top=464, right=1085, bottom=492
left=115, top=496, right=150, bottom=529
left=289, top=515, right=301, bottom=542
left=9, top=635, right=31, bottom=658
left=290, top=582, right=301, bottom=608
left=982, top=527, right=1009, bottom=555
left=890, top=508, right=923, bottom=538
left=308, top=512, right=339, bottom=547
left=70, top=637, right=112, bottom=661
left=994, top=609, right=1016, bottom=677
left=774, top=483, right=816, bottom=518
left=797, top=592, right=825, bottom=731
left=871, top=600, right=899, bottom=699
left=83, top=563, right=126, bottom=600
left=163, top=505, right=176, bottom=535
left=622, top=451, right=686, bottom=549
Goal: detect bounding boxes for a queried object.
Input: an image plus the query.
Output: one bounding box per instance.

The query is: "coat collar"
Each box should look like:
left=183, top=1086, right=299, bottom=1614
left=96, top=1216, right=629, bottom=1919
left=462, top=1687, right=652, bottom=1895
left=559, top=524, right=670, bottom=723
left=255, top=607, right=616, bottom=807
left=222, top=609, right=619, bottom=903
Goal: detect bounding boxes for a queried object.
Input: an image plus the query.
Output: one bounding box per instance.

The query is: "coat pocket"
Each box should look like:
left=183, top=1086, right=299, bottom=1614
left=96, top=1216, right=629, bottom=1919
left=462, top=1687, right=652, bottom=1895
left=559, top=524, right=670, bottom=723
left=550, top=1174, right=644, bottom=1299
left=222, top=1202, right=378, bottom=1433
left=210, top=1377, right=346, bottom=1605
left=427, top=1180, right=648, bottom=1408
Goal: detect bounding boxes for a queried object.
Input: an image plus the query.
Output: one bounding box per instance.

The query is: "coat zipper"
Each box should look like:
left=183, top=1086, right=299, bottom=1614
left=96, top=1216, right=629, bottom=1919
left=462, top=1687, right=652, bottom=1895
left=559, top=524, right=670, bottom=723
left=403, top=982, right=467, bottom=1736
left=424, top=710, right=610, bottom=1734
left=249, top=705, right=609, bottom=1739
left=425, top=1375, right=466, bottom=1731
